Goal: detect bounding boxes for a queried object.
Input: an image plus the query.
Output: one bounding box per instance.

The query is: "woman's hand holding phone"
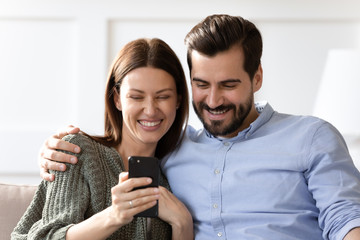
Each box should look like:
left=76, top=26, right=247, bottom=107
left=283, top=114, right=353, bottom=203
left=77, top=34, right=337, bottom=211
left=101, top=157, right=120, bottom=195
left=109, top=172, right=160, bottom=227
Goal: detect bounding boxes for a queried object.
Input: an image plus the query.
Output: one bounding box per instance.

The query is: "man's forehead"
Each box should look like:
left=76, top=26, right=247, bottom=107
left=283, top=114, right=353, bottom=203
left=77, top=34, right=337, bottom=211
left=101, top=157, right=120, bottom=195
left=190, top=47, right=246, bottom=81
left=191, top=46, right=243, bottom=66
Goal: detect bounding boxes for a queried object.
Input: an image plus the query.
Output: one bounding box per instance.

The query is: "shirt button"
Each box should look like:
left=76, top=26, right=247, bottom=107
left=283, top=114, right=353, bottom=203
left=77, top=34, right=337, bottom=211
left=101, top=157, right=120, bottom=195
left=213, top=203, right=218, bottom=208
left=223, top=142, right=230, bottom=146
left=217, top=232, right=223, bottom=237
left=214, top=169, right=220, bottom=174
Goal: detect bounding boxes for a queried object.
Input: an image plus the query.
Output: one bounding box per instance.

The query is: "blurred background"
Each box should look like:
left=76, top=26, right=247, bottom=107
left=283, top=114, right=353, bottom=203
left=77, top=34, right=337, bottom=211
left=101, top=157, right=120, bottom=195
left=1, top=0, right=360, bottom=185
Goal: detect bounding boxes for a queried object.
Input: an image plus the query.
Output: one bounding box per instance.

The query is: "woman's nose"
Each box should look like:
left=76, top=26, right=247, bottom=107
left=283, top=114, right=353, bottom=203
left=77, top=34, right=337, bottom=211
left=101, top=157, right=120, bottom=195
left=143, top=99, right=157, bottom=116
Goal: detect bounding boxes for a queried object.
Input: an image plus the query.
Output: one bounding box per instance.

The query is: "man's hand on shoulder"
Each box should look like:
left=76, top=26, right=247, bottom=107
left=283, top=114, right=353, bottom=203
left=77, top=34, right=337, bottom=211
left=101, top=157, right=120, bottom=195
left=38, top=125, right=81, bottom=181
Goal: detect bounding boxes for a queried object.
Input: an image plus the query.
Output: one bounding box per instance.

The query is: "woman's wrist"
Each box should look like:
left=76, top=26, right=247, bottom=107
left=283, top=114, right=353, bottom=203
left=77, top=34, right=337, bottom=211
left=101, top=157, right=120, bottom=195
left=65, top=207, right=121, bottom=240
left=103, top=206, right=126, bottom=229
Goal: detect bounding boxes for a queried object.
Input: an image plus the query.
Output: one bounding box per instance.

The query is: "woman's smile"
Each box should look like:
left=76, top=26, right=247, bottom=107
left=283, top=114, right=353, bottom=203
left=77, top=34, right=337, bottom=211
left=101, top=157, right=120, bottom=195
left=138, top=119, right=162, bottom=128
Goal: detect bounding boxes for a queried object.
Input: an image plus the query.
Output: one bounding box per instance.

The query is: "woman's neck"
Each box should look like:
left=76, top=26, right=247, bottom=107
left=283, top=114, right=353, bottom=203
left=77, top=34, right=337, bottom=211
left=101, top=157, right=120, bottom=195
left=116, top=139, right=156, bottom=171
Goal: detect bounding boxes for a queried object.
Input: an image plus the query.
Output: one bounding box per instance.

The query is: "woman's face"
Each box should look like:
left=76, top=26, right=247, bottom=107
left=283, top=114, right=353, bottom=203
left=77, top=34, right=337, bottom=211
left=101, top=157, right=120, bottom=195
left=115, top=67, right=179, bottom=147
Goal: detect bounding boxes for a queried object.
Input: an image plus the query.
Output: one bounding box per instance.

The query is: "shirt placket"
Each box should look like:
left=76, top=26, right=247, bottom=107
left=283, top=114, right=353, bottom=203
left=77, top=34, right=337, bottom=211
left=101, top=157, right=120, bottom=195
left=210, top=141, right=232, bottom=240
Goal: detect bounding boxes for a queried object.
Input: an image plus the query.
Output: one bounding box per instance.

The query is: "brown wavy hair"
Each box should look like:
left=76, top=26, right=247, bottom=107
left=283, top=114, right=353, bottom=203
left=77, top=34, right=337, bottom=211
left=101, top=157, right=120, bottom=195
left=87, top=38, right=189, bottom=159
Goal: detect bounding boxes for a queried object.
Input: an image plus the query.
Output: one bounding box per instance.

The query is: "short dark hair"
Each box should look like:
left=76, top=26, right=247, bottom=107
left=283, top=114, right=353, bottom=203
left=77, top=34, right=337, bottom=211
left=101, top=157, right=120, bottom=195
left=185, top=14, right=263, bottom=80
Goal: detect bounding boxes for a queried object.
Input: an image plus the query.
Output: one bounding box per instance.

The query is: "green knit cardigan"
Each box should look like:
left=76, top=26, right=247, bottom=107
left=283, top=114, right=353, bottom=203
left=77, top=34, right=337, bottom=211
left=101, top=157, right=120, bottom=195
left=11, top=134, right=171, bottom=240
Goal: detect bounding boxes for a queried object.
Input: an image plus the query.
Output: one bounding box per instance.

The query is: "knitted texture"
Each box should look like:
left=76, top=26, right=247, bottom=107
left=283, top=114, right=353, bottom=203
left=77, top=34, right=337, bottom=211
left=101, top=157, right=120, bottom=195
left=11, top=134, right=171, bottom=240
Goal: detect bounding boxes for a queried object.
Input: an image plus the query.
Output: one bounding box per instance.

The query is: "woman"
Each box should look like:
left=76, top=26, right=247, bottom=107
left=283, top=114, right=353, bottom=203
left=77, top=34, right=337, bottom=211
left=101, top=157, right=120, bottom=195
left=11, top=38, right=193, bottom=240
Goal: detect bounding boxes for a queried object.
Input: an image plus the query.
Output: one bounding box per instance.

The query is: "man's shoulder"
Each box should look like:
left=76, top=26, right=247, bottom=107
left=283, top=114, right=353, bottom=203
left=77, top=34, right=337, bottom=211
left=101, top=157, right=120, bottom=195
left=268, top=112, right=336, bottom=141
left=272, top=111, right=326, bottom=127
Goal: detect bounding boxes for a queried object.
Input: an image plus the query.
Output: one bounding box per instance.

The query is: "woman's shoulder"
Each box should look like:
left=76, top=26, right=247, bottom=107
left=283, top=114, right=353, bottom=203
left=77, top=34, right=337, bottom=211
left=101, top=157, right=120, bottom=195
left=60, top=133, right=108, bottom=166
left=52, top=134, right=110, bottom=180
left=62, top=133, right=95, bottom=148
left=63, top=133, right=111, bottom=154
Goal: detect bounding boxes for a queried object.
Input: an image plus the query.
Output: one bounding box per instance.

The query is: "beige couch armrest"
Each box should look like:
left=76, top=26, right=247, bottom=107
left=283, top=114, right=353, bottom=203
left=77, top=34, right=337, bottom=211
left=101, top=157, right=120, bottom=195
left=0, top=183, right=37, bottom=240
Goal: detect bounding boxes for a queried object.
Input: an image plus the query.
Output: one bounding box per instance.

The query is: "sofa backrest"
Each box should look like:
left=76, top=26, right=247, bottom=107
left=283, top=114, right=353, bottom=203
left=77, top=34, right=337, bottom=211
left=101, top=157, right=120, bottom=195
left=0, top=183, right=37, bottom=240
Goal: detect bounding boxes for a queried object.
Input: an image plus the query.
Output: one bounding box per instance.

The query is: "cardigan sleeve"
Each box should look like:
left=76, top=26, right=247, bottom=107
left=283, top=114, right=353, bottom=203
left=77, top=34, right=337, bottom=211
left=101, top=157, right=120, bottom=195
left=11, top=134, right=91, bottom=240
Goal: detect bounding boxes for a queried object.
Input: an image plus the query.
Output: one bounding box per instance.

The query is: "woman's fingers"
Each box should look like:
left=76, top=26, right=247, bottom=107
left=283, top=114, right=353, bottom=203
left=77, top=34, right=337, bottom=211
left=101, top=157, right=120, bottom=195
left=112, top=183, right=159, bottom=205
left=117, top=174, right=153, bottom=192
left=110, top=176, right=159, bottom=226
left=123, top=195, right=158, bottom=212
left=128, top=200, right=158, bottom=215
left=119, top=172, right=129, bottom=183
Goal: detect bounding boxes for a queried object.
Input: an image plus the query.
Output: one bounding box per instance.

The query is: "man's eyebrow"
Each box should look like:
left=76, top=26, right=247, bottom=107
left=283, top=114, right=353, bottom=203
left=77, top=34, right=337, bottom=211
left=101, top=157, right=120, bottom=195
left=192, top=78, right=241, bottom=83
left=192, top=78, right=207, bottom=83
left=220, top=79, right=241, bottom=84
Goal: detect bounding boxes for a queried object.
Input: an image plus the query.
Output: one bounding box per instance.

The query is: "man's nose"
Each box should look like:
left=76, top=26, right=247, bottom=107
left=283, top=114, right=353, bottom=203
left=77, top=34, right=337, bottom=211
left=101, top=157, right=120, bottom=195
left=207, top=87, right=223, bottom=109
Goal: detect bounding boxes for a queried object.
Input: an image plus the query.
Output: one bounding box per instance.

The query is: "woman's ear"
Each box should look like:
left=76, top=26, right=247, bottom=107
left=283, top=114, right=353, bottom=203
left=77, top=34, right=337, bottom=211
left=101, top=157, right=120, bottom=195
left=176, top=95, right=182, bottom=109
left=113, top=87, right=122, bottom=111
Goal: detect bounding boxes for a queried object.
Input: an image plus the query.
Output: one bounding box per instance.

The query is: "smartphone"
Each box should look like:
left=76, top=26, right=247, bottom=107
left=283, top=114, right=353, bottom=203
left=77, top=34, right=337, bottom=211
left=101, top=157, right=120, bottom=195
left=128, top=156, right=160, bottom=218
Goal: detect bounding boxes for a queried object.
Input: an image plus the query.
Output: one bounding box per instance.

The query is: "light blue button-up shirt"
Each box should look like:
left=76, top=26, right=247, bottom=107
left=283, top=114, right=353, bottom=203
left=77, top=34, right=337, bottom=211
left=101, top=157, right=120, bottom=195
left=161, top=102, right=360, bottom=240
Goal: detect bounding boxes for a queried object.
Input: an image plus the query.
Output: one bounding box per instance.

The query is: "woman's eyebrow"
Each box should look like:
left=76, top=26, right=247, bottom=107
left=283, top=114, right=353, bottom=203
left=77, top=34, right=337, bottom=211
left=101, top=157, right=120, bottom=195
left=156, top=88, right=175, bottom=94
left=128, top=88, right=175, bottom=94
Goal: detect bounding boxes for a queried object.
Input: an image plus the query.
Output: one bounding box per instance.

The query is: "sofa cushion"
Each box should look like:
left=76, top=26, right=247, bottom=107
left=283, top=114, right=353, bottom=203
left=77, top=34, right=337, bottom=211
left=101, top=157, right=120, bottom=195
left=0, top=183, right=37, bottom=240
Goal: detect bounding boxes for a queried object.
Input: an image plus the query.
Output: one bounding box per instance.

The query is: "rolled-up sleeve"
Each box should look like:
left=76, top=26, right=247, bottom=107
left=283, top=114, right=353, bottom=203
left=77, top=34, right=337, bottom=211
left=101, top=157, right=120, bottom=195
left=305, top=122, right=360, bottom=240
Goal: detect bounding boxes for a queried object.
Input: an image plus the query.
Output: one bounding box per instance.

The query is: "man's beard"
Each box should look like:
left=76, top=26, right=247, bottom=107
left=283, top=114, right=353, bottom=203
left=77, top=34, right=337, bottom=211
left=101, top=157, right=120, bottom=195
left=192, top=94, right=253, bottom=137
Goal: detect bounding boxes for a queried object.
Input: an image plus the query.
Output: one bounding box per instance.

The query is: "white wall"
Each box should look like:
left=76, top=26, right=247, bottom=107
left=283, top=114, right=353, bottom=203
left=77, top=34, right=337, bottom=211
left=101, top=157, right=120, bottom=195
left=1, top=0, right=360, bottom=184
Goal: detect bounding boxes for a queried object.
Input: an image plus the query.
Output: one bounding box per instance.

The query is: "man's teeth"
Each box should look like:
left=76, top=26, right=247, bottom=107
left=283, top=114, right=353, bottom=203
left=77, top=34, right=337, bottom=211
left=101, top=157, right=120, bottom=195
left=139, top=121, right=161, bottom=127
left=209, top=109, right=227, bottom=115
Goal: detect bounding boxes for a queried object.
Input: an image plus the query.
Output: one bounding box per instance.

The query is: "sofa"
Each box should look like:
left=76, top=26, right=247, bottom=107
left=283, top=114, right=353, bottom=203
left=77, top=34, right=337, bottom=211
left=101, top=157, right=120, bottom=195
left=0, top=183, right=37, bottom=240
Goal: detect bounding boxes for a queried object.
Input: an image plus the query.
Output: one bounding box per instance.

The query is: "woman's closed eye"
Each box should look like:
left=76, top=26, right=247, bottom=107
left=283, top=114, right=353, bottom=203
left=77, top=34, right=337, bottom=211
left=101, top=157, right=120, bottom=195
left=157, top=95, right=171, bottom=100
left=129, top=95, right=144, bottom=100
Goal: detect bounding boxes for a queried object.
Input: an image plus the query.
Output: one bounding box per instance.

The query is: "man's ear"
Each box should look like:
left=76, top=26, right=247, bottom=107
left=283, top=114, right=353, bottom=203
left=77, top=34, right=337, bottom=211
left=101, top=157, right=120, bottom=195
left=253, top=64, right=263, bottom=93
left=113, top=87, right=122, bottom=111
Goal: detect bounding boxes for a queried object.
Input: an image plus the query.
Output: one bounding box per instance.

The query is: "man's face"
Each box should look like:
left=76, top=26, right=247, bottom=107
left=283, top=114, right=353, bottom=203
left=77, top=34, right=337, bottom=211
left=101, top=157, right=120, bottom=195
left=190, top=45, right=262, bottom=138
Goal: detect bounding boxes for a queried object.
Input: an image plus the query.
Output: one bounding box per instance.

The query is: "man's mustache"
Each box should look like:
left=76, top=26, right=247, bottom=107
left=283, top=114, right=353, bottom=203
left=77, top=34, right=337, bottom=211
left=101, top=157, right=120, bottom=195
left=198, top=102, right=236, bottom=112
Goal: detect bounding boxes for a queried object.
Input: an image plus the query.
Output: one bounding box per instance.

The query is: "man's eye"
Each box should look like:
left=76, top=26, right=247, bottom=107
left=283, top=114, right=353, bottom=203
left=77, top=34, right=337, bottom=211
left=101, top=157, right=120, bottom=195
left=196, top=83, right=208, bottom=88
left=223, top=84, right=236, bottom=89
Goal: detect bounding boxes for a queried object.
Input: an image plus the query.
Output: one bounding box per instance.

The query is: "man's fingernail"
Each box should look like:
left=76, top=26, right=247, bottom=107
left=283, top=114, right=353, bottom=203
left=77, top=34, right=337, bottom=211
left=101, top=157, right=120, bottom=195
left=70, top=157, right=77, bottom=164
left=60, top=165, right=66, bottom=171
left=74, top=147, right=80, bottom=153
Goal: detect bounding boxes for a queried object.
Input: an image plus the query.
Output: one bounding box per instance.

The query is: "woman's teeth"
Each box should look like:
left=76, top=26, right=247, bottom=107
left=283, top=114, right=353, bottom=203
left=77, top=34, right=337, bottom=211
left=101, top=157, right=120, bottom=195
left=139, top=120, right=161, bottom=127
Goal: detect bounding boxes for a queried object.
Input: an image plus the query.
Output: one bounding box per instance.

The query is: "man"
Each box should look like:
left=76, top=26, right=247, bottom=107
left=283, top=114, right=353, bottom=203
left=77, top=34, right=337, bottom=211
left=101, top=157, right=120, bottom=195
left=39, top=14, right=360, bottom=239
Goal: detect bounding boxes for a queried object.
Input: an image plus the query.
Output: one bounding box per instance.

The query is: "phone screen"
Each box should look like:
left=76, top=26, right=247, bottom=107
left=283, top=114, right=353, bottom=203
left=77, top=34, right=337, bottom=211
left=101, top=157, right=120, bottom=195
left=128, top=156, right=160, bottom=217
